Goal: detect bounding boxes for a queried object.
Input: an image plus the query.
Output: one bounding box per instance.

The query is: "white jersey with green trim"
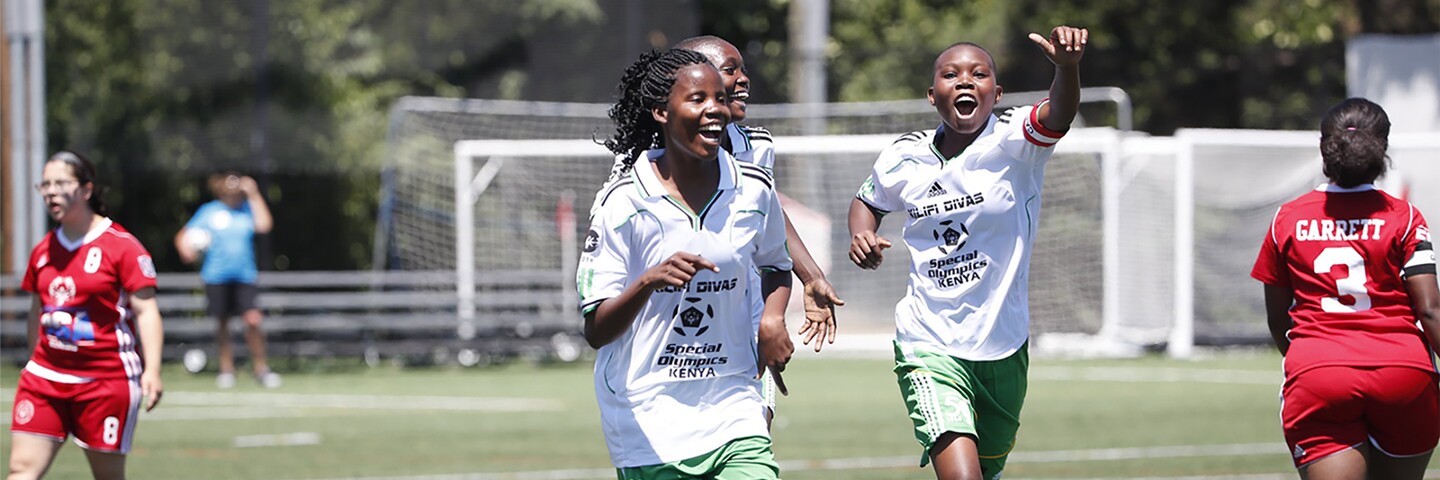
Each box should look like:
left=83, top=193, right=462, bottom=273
left=855, top=101, right=1065, bottom=361
left=578, top=147, right=792, bottom=467
left=589, top=123, right=774, bottom=218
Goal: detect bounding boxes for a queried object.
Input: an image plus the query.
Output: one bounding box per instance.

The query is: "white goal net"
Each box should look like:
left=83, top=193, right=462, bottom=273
left=383, top=94, right=1440, bottom=357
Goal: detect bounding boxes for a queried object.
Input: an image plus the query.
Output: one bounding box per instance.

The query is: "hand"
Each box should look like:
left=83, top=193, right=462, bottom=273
left=849, top=231, right=892, bottom=270
left=141, top=370, right=163, bottom=411
left=639, top=252, right=718, bottom=291
left=757, top=315, right=793, bottom=395
left=798, top=279, right=843, bottom=352
left=238, top=176, right=260, bottom=196
left=1028, top=25, right=1088, bottom=67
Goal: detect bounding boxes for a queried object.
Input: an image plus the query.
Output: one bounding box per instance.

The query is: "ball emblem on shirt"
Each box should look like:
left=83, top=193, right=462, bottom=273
left=933, top=220, right=969, bottom=254
left=671, top=297, right=713, bottom=337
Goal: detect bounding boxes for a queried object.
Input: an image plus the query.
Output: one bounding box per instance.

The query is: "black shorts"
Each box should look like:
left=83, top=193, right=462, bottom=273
left=205, top=282, right=259, bottom=318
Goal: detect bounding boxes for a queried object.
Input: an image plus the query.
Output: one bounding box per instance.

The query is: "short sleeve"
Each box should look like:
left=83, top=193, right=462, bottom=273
left=1403, top=207, right=1435, bottom=278
left=20, top=244, right=43, bottom=293
left=751, top=137, right=776, bottom=173
left=117, top=238, right=159, bottom=293
left=577, top=207, right=631, bottom=315
left=996, top=101, right=1067, bottom=163
left=588, top=154, right=631, bottom=218
left=855, top=141, right=912, bottom=214
left=753, top=189, right=793, bottom=273
left=1251, top=211, right=1291, bottom=287
left=185, top=203, right=211, bottom=230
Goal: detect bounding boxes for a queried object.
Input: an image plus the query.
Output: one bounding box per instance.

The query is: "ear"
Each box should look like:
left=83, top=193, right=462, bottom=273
left=995, top=85, right=1004, bottom=103
left=651, top=104, right=668, bottom=126
left=927, top=87, right=936, bottom=107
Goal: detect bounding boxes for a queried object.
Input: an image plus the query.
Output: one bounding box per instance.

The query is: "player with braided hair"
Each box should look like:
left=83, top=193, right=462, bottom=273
left=580, top=48, right=792, bottom=479
left=1253, top=98, right=1439, bottom=479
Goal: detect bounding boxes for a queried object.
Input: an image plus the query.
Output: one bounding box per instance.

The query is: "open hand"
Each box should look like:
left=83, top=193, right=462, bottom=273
left=798, top=279, right=843, bottom=352
left=1028, top=25, right=1088, bottom=67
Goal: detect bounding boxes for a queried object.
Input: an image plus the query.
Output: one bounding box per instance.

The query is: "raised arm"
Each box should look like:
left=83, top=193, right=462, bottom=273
left=240, top=176, right=274, bottom=234
left=1027, top=25, right=1088, bottom=133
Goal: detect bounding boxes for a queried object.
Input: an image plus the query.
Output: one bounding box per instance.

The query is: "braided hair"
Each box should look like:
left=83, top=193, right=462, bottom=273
left=1319, top=98, right=1390, bottom=188
left=604, top=48, right=711, bottom=172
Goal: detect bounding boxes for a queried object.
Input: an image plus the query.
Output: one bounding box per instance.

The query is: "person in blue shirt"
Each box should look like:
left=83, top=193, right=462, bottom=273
left=175, top=173, right=280, bottom=389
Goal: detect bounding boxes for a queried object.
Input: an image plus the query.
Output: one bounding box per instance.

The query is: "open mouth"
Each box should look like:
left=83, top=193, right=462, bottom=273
left=698, top=124, right=724, bottom=143
left=954, top=95, right=979, bottom=119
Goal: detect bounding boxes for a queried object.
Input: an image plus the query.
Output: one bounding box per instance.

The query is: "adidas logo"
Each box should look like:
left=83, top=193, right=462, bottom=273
left=926, top=182, right=948, bottom=198
left=1292, top=444, right=1305, bottom=459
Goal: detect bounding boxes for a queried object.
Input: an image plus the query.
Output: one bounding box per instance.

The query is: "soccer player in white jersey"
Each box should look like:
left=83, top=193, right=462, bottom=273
left=578, top=48, right=792, bottom=479
left=848, top=26, right=1088, bottom=480
left=589, top=35, right=844, bottom=424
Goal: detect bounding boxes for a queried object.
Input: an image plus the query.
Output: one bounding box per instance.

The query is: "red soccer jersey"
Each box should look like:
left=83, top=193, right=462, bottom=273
left=21, top=219, right=157, bottom=381
left=1252, top=185, right=1437, bottom=380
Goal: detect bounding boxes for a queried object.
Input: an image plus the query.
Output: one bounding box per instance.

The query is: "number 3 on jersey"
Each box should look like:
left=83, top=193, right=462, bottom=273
left=1314, top=246, right=1372, bottom=312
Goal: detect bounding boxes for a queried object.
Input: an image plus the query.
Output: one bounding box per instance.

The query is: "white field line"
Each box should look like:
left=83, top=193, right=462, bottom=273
left=316, top=442, right=1318, bottom=480
left=1029, top=366, right=1281, bottom=385
left=0, top=389, right=564, bottom=425
left=234, top=431, right=322, bottom=448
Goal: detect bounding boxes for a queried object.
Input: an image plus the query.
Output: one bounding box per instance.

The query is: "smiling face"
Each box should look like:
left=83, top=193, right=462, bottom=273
left=654, top=63, right=731, bottom=161
left=687, top=41, right=751, bottom=121
left=38, top=160, right=92, bottom=222
left=928, top=44, right=1002, bottom=135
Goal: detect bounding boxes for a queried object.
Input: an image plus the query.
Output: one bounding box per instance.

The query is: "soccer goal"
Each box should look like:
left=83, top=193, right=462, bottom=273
left=451, top=127, right=1135, bottom=355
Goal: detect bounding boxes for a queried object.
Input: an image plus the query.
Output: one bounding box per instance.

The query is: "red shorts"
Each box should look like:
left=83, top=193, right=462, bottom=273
left=1282, top=365, right=1439, bottom=468
left=10, top=371, right=141, bottom=454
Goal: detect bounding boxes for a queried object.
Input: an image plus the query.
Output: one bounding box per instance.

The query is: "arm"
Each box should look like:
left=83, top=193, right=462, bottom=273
left=240, top=176, right=273, bottom=234
left=757, top=269, right=794, bottom=393
left=174, top=227, right=199, bottom=264
left=1027, top=26, right=1088, bottom=133
left=848, top=198, right=891, bottom=270
left=583, top=252, right=717, bottom=348
left=129, top=287, right=165, bottom=411
left=781, top=208, right=844, bottom=351
left=1261, top=283, right=1295, bottom=355
left=28, top=295, right=41, bottom=353
left=1406, top=274, right=1440, bottom=351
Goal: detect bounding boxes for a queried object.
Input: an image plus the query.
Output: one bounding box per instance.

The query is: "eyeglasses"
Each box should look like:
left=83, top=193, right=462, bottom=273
left=34, top=179, right=78, bottom=193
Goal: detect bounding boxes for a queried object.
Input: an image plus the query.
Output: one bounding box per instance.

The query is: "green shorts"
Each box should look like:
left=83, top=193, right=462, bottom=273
left=616, top=435, right=779, bottom=480
left=894, top=340, right=1028, bottom=477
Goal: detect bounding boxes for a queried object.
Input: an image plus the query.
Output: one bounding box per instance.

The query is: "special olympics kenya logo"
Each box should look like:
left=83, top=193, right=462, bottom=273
left=933, top=220, right=969, bottom=254
left=14, top=399, right=34, bottom=425
left=671, top=297, right=713, bottom=337
left=49, top=276, right=76, bottom=306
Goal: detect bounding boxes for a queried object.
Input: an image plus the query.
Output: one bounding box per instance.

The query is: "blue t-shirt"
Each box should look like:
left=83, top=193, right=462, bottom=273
left=186, top=200, right=258, bottom=284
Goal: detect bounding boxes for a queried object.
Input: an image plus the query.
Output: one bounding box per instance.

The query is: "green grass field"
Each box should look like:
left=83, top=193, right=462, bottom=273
left=3, top=350, right=1438, bottom=479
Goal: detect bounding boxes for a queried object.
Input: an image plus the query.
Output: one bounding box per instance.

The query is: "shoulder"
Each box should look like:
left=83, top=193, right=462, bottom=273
left=889, top=130, right=930, bottom=147
left=594, top=174, right=639, bottom=215
left=101, top=222, right=149, bottom=254
left=737, top=124, right=772, bottom=144
left=28, top=232, right=55, bottom=259
left=873, top=130, right=933, bottom=174
left=737, top=162, right=775, bottom=191
left=996, top=105, right=1027, bottom=126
